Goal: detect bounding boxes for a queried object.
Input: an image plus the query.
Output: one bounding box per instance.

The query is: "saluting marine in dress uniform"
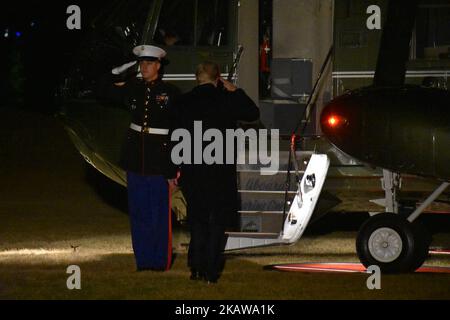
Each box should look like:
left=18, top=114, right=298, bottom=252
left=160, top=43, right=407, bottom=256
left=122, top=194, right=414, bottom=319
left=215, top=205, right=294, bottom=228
left=111, top=45, right=179, bottom=271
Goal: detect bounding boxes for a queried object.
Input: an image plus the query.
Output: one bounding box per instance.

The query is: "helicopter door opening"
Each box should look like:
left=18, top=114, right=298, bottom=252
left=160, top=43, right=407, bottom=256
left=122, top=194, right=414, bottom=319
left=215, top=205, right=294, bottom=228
left=225, top=154, right=330, bottom=251
left=281, top=154, right=330, bottom=244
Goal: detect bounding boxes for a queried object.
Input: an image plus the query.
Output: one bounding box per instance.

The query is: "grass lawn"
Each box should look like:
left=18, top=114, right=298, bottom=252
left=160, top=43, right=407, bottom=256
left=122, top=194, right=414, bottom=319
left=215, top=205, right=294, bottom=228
left=1, top=108, right=450, bottom=300
left=1, top=231, right=450, bottom=300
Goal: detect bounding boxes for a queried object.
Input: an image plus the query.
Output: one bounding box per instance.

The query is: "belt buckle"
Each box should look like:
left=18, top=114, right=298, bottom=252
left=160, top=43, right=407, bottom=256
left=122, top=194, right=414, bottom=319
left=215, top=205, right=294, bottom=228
left=142, top=127, right=151, bottom=134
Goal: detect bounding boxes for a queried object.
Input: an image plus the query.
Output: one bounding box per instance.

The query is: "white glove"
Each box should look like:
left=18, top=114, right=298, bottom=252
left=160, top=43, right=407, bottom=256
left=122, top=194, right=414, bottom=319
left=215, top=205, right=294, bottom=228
left=111, top=61, right=137, bottom=75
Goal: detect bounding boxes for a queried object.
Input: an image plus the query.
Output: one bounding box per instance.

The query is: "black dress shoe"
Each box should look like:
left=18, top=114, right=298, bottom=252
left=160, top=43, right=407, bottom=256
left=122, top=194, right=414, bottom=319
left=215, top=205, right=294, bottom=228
left=190, top=270, right=206, bottom=280
left=204, top=274, right=218, bottom=284
left=137, top=267, right=166, bottom=272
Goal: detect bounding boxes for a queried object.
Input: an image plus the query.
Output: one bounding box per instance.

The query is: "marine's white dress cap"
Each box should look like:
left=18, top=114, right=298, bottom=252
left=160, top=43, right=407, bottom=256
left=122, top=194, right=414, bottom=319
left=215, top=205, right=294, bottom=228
left=133, top=45, right=166, bottom=61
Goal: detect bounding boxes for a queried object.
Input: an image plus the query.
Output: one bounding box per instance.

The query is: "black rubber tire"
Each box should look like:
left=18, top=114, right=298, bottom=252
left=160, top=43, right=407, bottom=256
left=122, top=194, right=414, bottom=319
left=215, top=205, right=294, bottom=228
left=356, top=213, right=429, bottom=274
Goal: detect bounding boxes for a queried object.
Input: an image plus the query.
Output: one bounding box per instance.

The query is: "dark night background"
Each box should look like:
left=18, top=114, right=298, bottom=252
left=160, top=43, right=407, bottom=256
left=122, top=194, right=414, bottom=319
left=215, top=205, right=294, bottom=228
left=0, top=1, right=107, bottom=114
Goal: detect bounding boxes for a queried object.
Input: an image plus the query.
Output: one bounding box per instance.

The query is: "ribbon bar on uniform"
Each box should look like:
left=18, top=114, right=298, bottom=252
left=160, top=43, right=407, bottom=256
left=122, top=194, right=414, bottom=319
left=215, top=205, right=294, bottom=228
left=130, top=123, right=169, bottom=135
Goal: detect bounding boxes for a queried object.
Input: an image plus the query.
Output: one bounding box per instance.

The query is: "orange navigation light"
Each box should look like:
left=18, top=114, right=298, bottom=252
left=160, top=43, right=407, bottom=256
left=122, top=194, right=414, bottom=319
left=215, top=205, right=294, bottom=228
left=323, top=113, right=348, bottom=130
left=327, top=115, right=340, bottom=127
left=321, top=104, right=349, bottom=132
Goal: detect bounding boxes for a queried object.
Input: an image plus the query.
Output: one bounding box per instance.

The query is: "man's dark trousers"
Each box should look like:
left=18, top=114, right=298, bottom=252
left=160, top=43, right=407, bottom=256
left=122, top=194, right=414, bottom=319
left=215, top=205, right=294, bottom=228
left=188, top=219, right=227, bottom=281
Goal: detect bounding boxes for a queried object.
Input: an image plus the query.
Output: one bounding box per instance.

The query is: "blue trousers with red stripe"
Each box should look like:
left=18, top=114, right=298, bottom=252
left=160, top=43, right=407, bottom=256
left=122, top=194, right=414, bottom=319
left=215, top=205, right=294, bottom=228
left=127, top=172, right=172, bottom=271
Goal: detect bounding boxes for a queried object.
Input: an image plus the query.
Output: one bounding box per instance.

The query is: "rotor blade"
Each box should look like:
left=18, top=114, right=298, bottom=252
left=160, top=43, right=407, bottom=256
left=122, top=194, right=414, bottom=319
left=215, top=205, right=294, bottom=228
left=373, top=0, right=418, bottom=87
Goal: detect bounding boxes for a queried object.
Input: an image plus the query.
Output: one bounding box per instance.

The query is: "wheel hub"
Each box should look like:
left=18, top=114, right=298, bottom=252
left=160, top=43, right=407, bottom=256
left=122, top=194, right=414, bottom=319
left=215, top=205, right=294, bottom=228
left=368, top=227, right=403, bottom=263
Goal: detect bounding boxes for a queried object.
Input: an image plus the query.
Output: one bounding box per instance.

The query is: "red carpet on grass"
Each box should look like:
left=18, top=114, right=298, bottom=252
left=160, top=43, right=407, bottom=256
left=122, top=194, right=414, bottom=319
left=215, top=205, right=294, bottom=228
left=268, top=263, right=450, bottom=274
left=429, top=248, right=450, bottom=256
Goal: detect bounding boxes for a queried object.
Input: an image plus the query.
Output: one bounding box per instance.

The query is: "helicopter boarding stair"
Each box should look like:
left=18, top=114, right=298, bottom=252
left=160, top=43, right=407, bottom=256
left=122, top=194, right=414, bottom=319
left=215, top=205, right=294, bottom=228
left=225, top=152, right=330, bottom=251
